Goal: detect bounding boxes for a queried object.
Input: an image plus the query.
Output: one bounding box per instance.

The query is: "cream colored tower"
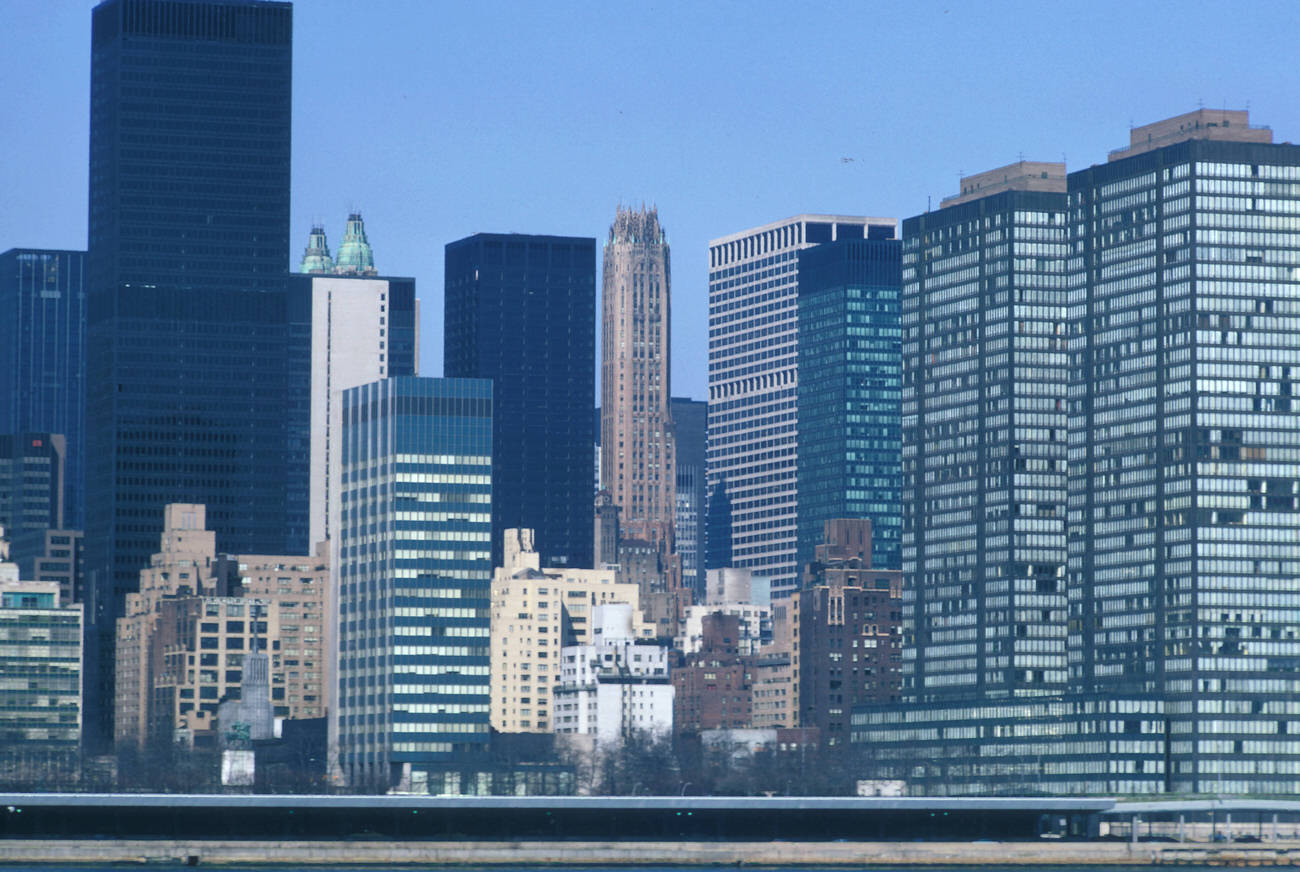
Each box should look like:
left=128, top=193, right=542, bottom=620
left=490, top=529, right=651, bottom=733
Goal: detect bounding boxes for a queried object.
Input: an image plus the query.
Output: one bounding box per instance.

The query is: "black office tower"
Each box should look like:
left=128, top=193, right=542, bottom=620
left=445, top=234, right=596, bottom=569
left=0, top=250, right=86, bottom=532
left=85, top=0, right=300, bottom=746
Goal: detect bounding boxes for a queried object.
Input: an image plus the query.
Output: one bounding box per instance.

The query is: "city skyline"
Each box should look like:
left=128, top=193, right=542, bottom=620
left=6, top=0, right=1300, bottom=800
left=3, top=2, right=1297, bottom=401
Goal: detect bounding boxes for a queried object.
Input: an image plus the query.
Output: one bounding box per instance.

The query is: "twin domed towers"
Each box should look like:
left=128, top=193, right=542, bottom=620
left=299, top=212, right=377, bottom=275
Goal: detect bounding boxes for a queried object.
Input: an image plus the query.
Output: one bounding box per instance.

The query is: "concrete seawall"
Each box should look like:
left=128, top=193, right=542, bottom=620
left=8, top=839, right=1300, bottom=866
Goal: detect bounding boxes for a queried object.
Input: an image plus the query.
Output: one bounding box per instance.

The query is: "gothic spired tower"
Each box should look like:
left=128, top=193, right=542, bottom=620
left=601, top=206, right=676, bottom=551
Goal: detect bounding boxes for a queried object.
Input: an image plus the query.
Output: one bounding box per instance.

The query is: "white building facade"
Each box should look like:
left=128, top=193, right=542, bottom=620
left=553, top=603, right=672, bottom=743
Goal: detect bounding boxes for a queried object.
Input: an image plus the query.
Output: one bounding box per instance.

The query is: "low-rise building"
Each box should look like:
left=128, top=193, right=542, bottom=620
left=673, top=612, right=752, bottom=733
left=677, top=602, right=770, bottom=656
left=553, top=603, right=673, bottom=743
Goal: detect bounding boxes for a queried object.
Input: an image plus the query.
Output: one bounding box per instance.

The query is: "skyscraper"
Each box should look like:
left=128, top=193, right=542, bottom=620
left=670, top=396, right=707, bottom=596
left=445, top=233, right=595, bottom=568
left=84, top=0, right=298, bottom=745
left=289, top=220, right=418, bottom=548
left=707, top=215, right=894, bottom=598
left=0, top=434, right=67, bottom=566
left=854, top=112, right=1300, bottom=798
left=602, top=207, right=676, bottom=552
left=1067, top=110, right=1300, bottom=793
left=900, top=164, right=1070, bottom=703
left=795, top=235, right=903, bottom=573
left=334, top=377, right=493, bottom=791
left=0, top=250, right=86, bottom=530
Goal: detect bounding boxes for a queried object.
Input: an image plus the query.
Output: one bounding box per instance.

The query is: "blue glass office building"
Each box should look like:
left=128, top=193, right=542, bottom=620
left=336, top=377, right=493, bottom=789
left=671, top=396, right=707, bottom=595
left=444, top=234, right=595, bottom=569
left=795, top=237, right=903, bottom=573
left=84, top=0, right=299, bottom=745
left=0, top=250, right=86, bottom=531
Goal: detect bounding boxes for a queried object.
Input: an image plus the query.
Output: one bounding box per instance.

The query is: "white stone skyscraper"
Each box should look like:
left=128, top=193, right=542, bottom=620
left=290, top=219, right=418, bottom=547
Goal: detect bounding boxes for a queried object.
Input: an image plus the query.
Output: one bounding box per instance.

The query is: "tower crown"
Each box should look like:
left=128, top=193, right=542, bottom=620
left=298, top=224, right=333, bottom=274
left=608, top=205, right=666, bottom=246
left=334, top=212, right=376, bottom=275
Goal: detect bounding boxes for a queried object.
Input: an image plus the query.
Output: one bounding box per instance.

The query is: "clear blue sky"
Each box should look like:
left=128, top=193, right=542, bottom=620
left=2, top=0, right=1296, bottom=401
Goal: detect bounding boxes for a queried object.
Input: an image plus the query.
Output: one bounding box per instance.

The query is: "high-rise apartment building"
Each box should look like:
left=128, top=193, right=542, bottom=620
left=1067, top=109, right=1300, bottom=794
left=445, top=233, right=595, bottom=568
left=0, top=250, right=86, bottom=530
left=290, top=220, right=418, bottom=547
left=901, top=164, right=1070, bottom=703
left=113, top=504, right=328, bottom=747
left=490, top=528, right=650, bottom=734
left=601, top=207, right=676, bottom=551
left=797, top=519, right=901, bottom=744
left=84, top=0, right=299, bottom=746
left=671, top=397, right=707, bottom=595
left=708, top=215, right=895, bottom=599
left=795, top=236, right=903, bottom=572
left=334, top=377, right=493, bottom=790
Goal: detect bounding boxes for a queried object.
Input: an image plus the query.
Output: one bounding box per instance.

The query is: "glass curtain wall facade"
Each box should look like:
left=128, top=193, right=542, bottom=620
left=444, top=234, right=594, bottom=569
left=796, top=235, right=903, bottom=573
left=671, top=397, right=707, bottom=596
left=84, top=0, right=298, bottom=746
left=707, top=215, right=894, bottom=599
left=1067, top=115, right=1300, bottom=794
left=0, top=250, right=86, bottom=530
left=902, top=175, right=1069, bottom=703
left=335, top=377, right=493, bottom=790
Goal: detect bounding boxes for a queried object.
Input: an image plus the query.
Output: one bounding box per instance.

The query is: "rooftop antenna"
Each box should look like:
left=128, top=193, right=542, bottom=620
left=1017, top=151, right=1025, bottom=163
left=1197, top=97, right=1205, bottom=109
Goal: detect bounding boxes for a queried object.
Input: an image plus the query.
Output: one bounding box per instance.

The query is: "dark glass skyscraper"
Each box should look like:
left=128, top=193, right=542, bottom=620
left=796, top=235, right=903, bottom=573
left=0, top=250, right=86, bottom=530
left=84, top=0, right=298, bottom=745
left=707, top=215, right=894, bottom=599
left=901, top=163, right=1069, bottom=704
left=444, top=233, right=595, bottom=569
left=670, top=396, right=707, bottom=595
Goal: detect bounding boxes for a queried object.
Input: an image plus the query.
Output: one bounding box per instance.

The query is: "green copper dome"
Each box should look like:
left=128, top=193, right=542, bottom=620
left=298, top=224, right=334, bottom=274
left=333, top=212, right=376, bottom=275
